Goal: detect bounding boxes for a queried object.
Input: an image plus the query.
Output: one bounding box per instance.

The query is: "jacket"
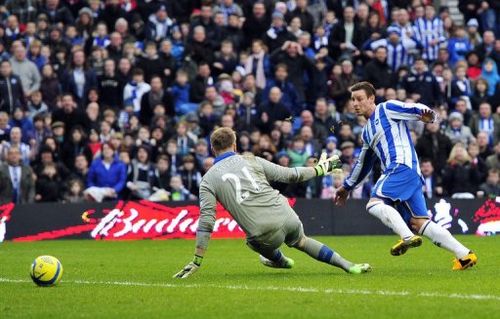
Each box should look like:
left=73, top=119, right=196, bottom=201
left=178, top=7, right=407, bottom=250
left=0, top=164, right=35, bottom=204
left=87, top=158, right=127, bottom=194
left=0, top=75, right=25, bottom=113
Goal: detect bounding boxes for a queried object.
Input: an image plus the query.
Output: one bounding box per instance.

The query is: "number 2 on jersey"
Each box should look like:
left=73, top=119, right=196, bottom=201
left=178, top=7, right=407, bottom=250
left=221, top=167, right=260, bottom=204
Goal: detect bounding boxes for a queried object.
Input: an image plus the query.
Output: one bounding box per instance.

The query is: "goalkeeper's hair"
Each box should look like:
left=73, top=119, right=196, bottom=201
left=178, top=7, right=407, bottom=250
left=210, top=127, right=236, bottom=153
left=349, top=81, right=376, bottom=98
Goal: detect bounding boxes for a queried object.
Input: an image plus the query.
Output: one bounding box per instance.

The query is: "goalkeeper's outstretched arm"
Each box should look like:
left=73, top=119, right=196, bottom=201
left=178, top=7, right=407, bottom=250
left=256, top=153, right=341, bottom=184
left=173, top=181, right=215, bottom=279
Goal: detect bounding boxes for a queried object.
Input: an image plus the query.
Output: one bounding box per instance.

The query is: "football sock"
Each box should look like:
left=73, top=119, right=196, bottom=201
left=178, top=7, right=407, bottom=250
left=367, top=201, right=414, bottom=240
left=262, top=249, right=287, bottom=265
left=419, top=220, right=470, bottom=259
left=298, top=237, right=353, bottom=271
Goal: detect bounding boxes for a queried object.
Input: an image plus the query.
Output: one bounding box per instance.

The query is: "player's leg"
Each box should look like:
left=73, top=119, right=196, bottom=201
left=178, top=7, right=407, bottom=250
left=406, top=191, right=477, bottom=270
left=368, top=167, right=423, bottom=255
left=247, top=231, right=294, bottom=269
left=284, top=214, right=371, bottom=274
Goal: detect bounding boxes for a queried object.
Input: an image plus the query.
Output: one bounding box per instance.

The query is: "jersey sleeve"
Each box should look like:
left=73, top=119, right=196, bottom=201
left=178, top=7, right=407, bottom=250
left=256, top=157, right=316, bottom=183
left=197, top=178, right=217, bottom=233
left=343, top=142, right=376, bottom=191
left=383, top=99, right=432, bottom=121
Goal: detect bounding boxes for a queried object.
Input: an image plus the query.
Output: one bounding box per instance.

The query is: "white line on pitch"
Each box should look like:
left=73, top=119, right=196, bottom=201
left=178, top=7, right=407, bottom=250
left=1, top=277, right=499, bottom=301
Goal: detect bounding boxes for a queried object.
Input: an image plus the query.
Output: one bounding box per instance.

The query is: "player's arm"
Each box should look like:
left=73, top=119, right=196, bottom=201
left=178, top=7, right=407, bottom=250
left=173, top=180, right=215, bottom=279
left=256, top=153, right=341, bottom=183
left=335, top=143, right=376, bottom=206
left=384, top=100, right=437, bottom=123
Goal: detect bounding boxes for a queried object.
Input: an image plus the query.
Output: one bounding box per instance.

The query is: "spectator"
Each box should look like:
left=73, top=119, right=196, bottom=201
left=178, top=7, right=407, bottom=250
left=0, top=61, right=25, bottom=114
left=169, top=175, right=197, bottom=201
left=40, top=0, right=75, bottom=26
left=62, top=49, right=98, bottom=106
left=244, top=40, right=271, bottom=90
left=52, top=94, right=85, bottom=138
left=179, top=154, right=202, bottom=197
left=126, top=145, right=156, bottom=200
left=9, top=44, right=41, bottom=97
left=144, top=5, right=174, bottom=44
left=413, top=5, right=446, bottom=62
left=328, top=6, right=367, bottom=61
left=0, top=127, right=33, bottom=165
left=35, top=163, right=63, bottom=202
left=287, top=136, right=308, bottom=167
left=257, top=87, right=291, bottom=134
left=478, top=168, right=499, bottom=198
left=0, top=147, right=35, bottom=204
left=329, top=59, right=359, bottom=109
left=26, top=91, right=48, bottom=120
left=420, top=159, right=444, bottom=198
left=442, top=143, right=484, bottom=198
left=363, top=46, right=392, bottom=94
left=444, top=112, right=475, bottom=146
left=185, top=25, right=214, bottom=65
left=481, top=58, right=499, bottom=97
left=123, top=68, right=151, bottom=114
left=403, top=57, right=442, bottom=107
left=64, top=178, right=86, bottom=203
left=140, top=75, right=173, bottom=125
left=189, top=62, right=214, bottom=103
left=416, top=121, right=453, bottom=173
left=265, top=11, right=294, bottom=53
left=469, top=102, right=499, bottom=142
left=39, top=64, right=61, bottom=109
left=242, top=2, right=270, bottom=47
left=263, top=63, right=300, bottom=114
left=85, top=142, right=127, bottom=202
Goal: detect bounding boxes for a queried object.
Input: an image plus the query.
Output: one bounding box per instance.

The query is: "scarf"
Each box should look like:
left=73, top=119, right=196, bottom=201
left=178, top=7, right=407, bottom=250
left=245, top=51, right=266, bottom=89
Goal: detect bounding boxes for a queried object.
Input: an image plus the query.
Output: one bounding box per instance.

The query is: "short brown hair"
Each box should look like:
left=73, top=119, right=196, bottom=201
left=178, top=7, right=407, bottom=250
left=349, top=81, right=376, bottom=98
left=210, top=127, right=236, bottom=152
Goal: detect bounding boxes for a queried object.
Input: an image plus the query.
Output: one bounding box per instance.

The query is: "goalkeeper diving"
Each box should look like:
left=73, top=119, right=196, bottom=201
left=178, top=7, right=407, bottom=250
left=174, top=127, right=371, bottom=279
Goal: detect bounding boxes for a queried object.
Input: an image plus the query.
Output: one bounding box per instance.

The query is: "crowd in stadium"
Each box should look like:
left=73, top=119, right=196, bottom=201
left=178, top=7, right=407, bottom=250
left=0, top=0, right=498, bottom=204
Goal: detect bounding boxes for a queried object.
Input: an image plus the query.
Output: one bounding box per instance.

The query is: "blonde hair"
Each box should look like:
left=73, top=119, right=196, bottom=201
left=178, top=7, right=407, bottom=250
left=447, top=143, right=471, bottom=164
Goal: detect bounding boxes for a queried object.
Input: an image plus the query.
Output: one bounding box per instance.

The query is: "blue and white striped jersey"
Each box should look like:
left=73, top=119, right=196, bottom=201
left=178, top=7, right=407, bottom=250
left=369, top=38, right=419, bottom=72
left=343, top=100, right=431, bottom=191
left=413, top=17, right=446, bottom=61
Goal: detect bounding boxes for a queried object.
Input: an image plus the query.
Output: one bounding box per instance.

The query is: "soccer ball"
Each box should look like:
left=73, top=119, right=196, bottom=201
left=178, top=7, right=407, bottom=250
left=30, top=255, right=64, bottom=287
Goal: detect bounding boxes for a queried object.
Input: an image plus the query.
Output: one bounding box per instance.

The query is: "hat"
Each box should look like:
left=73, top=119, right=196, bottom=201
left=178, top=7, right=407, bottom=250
left=51, top=121, right=65, bottom=129
left=467, top=19, right=479, bottom=28
left=218, top=73, right=231, bottom=81
left=157, top=4, right=167, bottom=12
left=276, top=151, right=290, bottom=160
left=340, top=141, right=355, bottom=150
left=326, top=136, right=338, bottom=144
left=78, top=7, right=93, bottom=17
left=387, top=25, right=402, bottom=37
left=272, top=11, right=284, bottom=20
left=196, top=139, right=208, bottom=146
left=185, top=112, right=199, bottom=123
left=448, top=112, right=463, bottom=122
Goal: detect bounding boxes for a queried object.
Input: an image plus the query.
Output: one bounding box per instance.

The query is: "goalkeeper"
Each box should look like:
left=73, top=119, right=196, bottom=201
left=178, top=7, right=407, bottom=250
left=174, top=128, right=371, bottom=278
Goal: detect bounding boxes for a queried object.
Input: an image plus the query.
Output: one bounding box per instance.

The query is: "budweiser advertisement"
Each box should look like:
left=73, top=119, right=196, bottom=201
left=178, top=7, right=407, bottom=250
left=0, top=198, right=497, bottom=242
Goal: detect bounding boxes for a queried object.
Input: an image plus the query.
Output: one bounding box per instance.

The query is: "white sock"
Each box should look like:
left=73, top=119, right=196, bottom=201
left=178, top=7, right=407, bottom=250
left=367, top=201, right=414, bottom=240
left=419, top=220, right=470, bottom=259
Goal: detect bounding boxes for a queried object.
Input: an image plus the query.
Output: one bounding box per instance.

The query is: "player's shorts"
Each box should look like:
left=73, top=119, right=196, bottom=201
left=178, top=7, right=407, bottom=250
left=246, top=211, right=304, bottom=254
left=371, top=164, right=430, bottom=224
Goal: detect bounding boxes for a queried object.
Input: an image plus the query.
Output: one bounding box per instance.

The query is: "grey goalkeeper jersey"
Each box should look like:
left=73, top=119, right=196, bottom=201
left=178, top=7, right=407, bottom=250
left=198, top=153, right=316, bottom=238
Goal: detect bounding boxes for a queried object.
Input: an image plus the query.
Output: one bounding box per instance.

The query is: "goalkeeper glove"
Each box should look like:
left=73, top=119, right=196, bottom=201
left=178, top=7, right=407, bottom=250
left=173, top=255, right=203, bottom=279
left=313, top=152, right=342, bottom=176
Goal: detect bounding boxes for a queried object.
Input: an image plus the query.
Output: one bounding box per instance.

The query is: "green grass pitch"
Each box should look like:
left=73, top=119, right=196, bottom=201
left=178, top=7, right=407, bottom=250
left=1, top=236, right=499, bottom=318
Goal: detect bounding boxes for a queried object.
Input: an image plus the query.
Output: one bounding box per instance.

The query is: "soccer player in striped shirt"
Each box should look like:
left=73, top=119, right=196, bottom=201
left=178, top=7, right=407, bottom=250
left=334, top=82, right=477, bottom=270
left=413, top=5, right=446, bottom=62
left=174, top=127, right=371, bottom=278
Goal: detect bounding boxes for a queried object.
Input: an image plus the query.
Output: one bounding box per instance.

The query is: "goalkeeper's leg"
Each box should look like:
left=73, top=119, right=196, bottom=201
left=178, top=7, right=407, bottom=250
left=247, top=231, right=294, bottom=269
left=284, top=212, right=371, bottom=274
